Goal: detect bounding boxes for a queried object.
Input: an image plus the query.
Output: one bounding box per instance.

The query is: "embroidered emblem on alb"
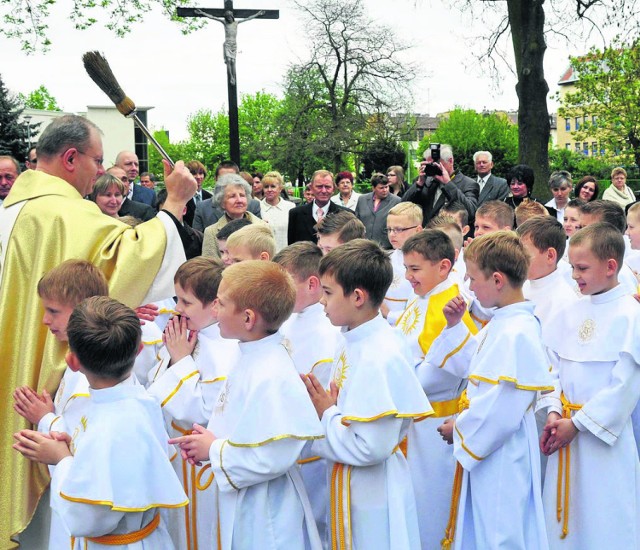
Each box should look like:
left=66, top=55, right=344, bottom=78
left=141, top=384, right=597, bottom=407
left=55, top=378, right=65, bottom=406
left=578, top=319, right=596, bottom=343
left=476, top=331, right=489, bottom=354
left=333, top=350, right=349, bottom=389
left=281, top=337, right=293, bottom=357
left=390, top=273, right=401, bottom=289
left=400, top=304, right=421, bottom=335
left=216, top=380, right=230, bottom=414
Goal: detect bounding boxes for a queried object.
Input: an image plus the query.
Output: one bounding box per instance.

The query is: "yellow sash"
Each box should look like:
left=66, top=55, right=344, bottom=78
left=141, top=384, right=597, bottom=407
left=86, top=512, right=159, bottom=545
left=557, top=393, right=582, bottom=540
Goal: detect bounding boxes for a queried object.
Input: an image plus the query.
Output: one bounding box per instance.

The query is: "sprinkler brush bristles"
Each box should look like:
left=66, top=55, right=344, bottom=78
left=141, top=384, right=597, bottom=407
left=82, top=51, right=136, bottom=116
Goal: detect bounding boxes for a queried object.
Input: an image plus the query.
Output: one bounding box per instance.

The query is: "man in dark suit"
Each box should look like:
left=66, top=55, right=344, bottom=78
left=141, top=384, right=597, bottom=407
left=193, top=160, right=261, bottom=231
left=115, top=151, right=156, bottom=207
left=288, top=170, right=347, bottom=244
left=402, top=144, right=479, bottom=226
left=355, top=173, right=401, bottom=249
left=107, top=166, right=157, bottom=221
left=474, top=150, right=509, bottom=206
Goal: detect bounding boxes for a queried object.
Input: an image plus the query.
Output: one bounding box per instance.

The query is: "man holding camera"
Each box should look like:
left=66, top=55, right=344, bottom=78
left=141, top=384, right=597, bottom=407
left=402, top=144, right=479, bottom=226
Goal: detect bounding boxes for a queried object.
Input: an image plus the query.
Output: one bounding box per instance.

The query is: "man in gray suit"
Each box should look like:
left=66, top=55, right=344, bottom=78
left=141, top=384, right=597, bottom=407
left=474, top=150, right=509, bottom=206
left=355, top=173, right=401, bottom=249
left=402, top=144, right=479, bottom=226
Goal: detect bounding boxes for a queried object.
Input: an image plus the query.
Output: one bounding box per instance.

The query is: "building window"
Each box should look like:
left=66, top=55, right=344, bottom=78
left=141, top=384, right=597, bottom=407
left=583, top=142, right=589, bottom=155
left=575, top=143, right=581, bottom=153
left=565, top=143, right=571, bottom=150
left=592, top=142, right=597, bottom=155
left=565, top=118, right=570, bottom=131
left=592, top=115, right=597, bottom=127
left=600, top=145, right=606, bottom=156
left=575, top=117, right=581, bottom=131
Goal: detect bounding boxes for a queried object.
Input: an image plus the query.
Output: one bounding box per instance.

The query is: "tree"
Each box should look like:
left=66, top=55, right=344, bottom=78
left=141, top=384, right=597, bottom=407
left=0, top=74, right=29, bottom=161
left=559, top=39, right=640, bottom=167
left=360, top=137, right=406, bottom=179
left=18, top=85, right=62, bottom=111
left=417, top=109, right=519, bottom=178
left=286, top=0, right=415, bottom=174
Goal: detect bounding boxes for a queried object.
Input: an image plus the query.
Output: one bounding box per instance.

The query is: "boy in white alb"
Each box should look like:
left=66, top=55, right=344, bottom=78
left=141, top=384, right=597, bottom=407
left=14, top=297, right=187, bottom=549
left=397, top=229, right=478, bottom=549
left=427, top=232, right=552, bottom=549
left=381, top=203, right=423, bottom=325
left=225, top=223, right=276, bottom=263
left=171, top=261, right=324, bottom=550
left=13, top=260, right=109, bottom=550
left=303, top=239, right=433, bottom=550
left=147, top=257, right=237, bottom=549
left=275, top=241, right=343, bottom=547
left=539, top=223, right=640, bottom=549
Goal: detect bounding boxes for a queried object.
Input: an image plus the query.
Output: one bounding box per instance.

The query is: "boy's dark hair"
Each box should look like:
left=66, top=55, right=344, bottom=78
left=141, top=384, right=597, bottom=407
left=476, top=200, right=515, bottom=229
left=570, top=222, right=625, bottom=271
left=37, top=260, right=109, bottom=306
left=67, top=296, right=141, bottom=380
left=516, top=216, right=566, bottom=260
left=402, top=229, right=455, bottom=265
left=319, top=239, right=392, bottom=308
left=156, top=188, right=168, bottom=210
left=579, top=200, right=626, bottom=233
left=315, top=210, right=366, bottom=242
left=217, top=218, right=252, bottom=240
left=441, top=203, right=469, bottom=227
left=215, top=160, right=240, bottom=178
left=465, top=231, right=529, bottom=287
left=273, top=242, right=323, bottom=281
left=174, top=257, right=224, bottom=305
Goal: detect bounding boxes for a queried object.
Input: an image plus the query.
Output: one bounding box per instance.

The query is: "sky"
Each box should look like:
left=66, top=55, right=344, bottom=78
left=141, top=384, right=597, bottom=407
left=1, top=0, right=606, bottom=142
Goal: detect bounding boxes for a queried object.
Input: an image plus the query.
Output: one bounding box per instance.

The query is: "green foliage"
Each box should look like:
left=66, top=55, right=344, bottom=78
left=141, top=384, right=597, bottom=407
left=360, top=137, right=406, bottom=179
left=558, top=38, right=640, bottom=167
left=548, top=148, right=613, bottom=180
left=0, top=74, right=30, bottom=161
left=17, top=85, right=62, bottom=111
left=417, top=109, right=519, bottom=178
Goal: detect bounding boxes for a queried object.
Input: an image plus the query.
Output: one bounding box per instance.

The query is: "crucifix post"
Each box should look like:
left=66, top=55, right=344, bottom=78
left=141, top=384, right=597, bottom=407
left=177, top=1, right=279, bottom=166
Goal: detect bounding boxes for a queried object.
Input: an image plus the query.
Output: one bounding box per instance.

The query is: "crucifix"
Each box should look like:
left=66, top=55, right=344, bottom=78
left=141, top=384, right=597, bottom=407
left=177, top=1, right=279, bottom=165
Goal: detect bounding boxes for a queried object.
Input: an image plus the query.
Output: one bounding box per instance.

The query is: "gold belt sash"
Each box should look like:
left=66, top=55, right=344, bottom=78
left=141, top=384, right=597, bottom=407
left=441, top=390, right=470, bottom=549
left=557, top=393, right=582, bottom=539
left=431, top=396, right=461, bottom=418
left=86, top=512, right=159, bottom=545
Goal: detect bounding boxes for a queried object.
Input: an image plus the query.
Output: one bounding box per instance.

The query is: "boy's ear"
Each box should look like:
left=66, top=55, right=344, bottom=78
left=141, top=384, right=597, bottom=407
left=136, top=342, right=144, bottom=357
left=546, top=247, right=558, bottom=264
left=243, top=308, right=257, bottom=330
left=493, top=271, right=506, bottom=290
left=308, top=275, right=321, bottom=291
left=462, top=225, right=470, bottom=237
left=439, top=258, right=452, bottom=277
left=352, top=287, right=368, bottom=308
left=606, top=258, right=618, bottom=276
left=259, top=252, right=271, bottom=261
left=65, top=351, right=82, bottom=372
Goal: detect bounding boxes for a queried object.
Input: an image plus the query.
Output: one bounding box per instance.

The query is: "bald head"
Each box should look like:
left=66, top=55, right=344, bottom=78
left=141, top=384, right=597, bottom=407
left=115, top=151, right=139, bottom=182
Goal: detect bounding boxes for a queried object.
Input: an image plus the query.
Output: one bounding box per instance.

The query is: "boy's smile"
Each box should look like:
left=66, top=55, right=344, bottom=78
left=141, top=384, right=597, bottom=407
left=403, top=251, right=448, bottom=298
left=568, top=244, right=618, bottom=295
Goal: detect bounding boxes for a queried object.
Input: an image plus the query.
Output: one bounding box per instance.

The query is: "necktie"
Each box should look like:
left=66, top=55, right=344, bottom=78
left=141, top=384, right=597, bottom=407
left=316, top=207, right=324, bottom=222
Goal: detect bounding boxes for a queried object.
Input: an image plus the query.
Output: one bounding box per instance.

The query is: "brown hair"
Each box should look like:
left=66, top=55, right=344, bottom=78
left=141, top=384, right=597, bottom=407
left=427, top=216, right=463, bottom=250
left=38, top=260, right=108, bottom=306
left=476, top=200, right=515, bottom=230
left=273, top=242, right=323, bottom=281
left=315, top=210, right=366, bottom=242
left=514, top=200, right=549, bottom=226
left=402, top=229, right=455, bottom=264
left=174, top=257, right=224, bottom=305
left=186, top=160, right=207, bottom=178
left=67, top=296, right=141, bottom=380
left=464, top=231, right=529, bottom=287
left=221, top=261, right=296, bottom=332
left=319, top=239, right=392, bottom=308
left=516, top=216, right=566, bottom=260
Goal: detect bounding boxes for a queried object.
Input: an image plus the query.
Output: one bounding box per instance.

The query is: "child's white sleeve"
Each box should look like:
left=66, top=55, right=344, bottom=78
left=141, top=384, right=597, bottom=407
left=311, top=406, right=404, bottom=466
left=38, top=413, right=66, bottom=434
left=424, top=321, right=477, bottom=379
left=453, top=382, right=536, bottom=471
left=147, top=355, right=220, bottom=425
left=572, top=352, right=640, bottom=445
left=209, top=437, right=307, bottom=492
left=50, top=456, right=125, bottom=537
left=535, top=348, right=562, bottom=416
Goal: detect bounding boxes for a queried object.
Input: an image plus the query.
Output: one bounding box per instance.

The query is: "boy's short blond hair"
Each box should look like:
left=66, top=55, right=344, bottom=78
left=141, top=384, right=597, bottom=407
left=272, top=242, right=323, bottom=281
left=37, top=260, right=109, bottom=306
left=388, top=202, right=423, bottom=225
left=226, top=224, right=276, bottom=259
left=174, top=257, right=224, bottom=305
left=476, top=200, right=515, bottom=229
left=320, top=239, right=392, bottom=308
left=570, top=222, right=624, bottom=271
left=464, top=231, right=529, bottom=287
left=221, top=261, right=295, bottom=332
left=427, top=216, right=463, bottom=250
left=514, top=200, right=549, bottom=227
left=628, top=202, right=640, bottom=219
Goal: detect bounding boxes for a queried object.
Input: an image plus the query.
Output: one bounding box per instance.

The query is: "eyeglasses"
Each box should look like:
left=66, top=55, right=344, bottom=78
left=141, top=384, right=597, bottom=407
left=384, top=225, right=418, bottom=234
left=77, top=151, right=104, bottom=167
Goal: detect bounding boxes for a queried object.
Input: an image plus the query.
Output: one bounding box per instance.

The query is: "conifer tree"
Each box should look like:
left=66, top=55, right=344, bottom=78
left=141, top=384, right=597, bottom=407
left=0, top=74, right=28, bottom=161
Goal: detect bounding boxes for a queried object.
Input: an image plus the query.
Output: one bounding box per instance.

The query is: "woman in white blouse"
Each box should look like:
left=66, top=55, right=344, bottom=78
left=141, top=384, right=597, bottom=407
left=602, top=167, right=636, bottom=208
left=330, top=171, right=360, bottom=211
left=260, top=171, right=295, bottom=252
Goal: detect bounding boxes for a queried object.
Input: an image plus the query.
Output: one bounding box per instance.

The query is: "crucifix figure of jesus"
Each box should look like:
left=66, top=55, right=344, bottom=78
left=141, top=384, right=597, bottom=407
left=194, top=6, right=265, bottom=86
left=176, top=1, right=278, bottom=164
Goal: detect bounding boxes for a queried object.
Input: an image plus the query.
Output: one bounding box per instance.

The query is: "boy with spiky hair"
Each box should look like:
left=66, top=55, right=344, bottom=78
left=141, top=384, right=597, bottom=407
left=473, top=200, right=515, bottom=237
left=226, top=223, right=276, bottom=262
left=427, top=232, right=552, bottom=549
left=14, top=297, right=187, bottom=548
left=304, top=239, right=432, bottom=550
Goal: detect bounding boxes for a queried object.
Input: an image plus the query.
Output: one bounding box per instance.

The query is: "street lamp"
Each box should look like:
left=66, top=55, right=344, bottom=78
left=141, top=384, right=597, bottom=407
left=23, top=115, right=32, bottom=149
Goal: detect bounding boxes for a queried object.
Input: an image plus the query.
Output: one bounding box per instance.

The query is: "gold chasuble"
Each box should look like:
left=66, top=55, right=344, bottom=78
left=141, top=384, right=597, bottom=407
left=0, top=170, right=169, bottom=547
